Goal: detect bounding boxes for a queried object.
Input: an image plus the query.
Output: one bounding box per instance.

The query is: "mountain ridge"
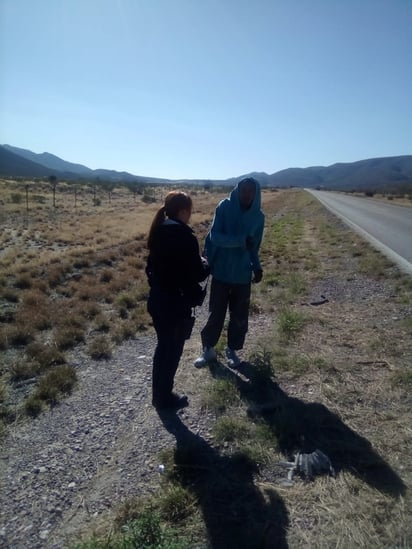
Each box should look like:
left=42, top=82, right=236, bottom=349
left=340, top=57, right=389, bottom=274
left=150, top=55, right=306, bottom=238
left=1, top=144, right=411, bottom=190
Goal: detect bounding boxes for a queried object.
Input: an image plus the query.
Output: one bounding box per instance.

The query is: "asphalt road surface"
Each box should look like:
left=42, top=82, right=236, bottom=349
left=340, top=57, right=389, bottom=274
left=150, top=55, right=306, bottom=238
left=306, top=189, right=412, bottom=275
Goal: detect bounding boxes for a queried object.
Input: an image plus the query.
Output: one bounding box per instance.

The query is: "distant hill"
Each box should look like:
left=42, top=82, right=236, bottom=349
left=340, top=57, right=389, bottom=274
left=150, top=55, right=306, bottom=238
left=0, top=146, right=53, bottom=178
left=3, top=145, right=94, bottom=176
left=0, top=145, right=171, bottom=184
left=269, top=156, right=412, bottom=190
left=1, top=144, right=411, bottom=190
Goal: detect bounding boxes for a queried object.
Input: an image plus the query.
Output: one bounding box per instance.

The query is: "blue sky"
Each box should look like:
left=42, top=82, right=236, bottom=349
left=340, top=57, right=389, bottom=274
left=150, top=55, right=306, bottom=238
left=1, top=0, right=411, bottom=180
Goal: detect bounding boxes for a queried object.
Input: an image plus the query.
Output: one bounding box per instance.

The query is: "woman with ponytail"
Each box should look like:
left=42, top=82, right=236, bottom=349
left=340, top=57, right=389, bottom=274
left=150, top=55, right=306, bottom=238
left=146, top=191, right=209, bottom=410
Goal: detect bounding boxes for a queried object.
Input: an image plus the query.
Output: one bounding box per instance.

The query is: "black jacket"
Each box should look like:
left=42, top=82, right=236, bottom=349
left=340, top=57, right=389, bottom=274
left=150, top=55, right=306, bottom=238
left=146, top=219, right=209, bottom=304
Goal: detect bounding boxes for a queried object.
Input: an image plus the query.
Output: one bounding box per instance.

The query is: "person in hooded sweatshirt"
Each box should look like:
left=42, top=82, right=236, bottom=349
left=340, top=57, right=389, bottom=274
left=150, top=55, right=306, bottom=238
left=146, top=191, right=209, bottom=410
left=194, top=177, right=264, bottom=368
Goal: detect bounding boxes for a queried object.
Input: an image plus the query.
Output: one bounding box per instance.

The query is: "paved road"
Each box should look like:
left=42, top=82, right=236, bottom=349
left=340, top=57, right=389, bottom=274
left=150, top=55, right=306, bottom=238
left=306, top=189, right=412, bottom=275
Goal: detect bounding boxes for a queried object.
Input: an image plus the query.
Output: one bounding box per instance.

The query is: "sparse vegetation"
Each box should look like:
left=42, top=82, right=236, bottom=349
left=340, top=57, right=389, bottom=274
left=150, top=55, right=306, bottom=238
left=0, top=178, right=215, bottom=425
left=1, top=181, right=411, bottom=547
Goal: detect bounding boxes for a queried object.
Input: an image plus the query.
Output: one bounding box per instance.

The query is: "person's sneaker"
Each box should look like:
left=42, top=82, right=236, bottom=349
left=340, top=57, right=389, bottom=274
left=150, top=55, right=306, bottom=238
left=225, top=347, right=241, bottom=368
left=153, top=392, right=188, bottom=410
left=194, top=347, right=217, bottom=368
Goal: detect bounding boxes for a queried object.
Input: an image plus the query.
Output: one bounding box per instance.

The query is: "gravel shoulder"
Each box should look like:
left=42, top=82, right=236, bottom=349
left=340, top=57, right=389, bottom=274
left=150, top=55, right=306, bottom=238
left=0, top=302, right=227, bottom=548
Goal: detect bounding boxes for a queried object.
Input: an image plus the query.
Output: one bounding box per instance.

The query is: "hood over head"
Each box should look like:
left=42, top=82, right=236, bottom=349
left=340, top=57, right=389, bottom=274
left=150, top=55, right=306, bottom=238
left=229, top=177, right=261, bottom=216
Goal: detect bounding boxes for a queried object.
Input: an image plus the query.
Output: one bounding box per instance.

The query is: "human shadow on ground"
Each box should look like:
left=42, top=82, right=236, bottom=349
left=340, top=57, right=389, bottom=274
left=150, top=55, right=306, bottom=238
left=209, top=360, right=407, bottom=499
left=157, top=410, right=289, bottom=549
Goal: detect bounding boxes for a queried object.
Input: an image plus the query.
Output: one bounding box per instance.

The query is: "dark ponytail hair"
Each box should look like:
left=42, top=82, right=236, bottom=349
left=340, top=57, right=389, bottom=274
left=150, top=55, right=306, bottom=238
left=147, top=191, right=192, bottom=249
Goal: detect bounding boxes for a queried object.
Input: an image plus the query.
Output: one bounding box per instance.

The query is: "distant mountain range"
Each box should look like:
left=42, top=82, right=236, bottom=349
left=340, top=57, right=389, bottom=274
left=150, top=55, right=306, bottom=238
left=1, top=144, right=411, bottom=191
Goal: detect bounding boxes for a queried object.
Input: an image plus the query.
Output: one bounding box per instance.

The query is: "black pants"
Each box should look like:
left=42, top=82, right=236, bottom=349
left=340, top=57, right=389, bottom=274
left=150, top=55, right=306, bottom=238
left=201, top=278, right=251, bottom=351
left=147, top=288, right=192, bottom=405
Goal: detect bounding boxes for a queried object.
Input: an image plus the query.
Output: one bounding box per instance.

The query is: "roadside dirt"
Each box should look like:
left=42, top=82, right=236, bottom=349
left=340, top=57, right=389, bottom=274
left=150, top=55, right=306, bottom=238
left=1, top=189, right=411, bottom=548
left=1, top=265, right=410, bottom=548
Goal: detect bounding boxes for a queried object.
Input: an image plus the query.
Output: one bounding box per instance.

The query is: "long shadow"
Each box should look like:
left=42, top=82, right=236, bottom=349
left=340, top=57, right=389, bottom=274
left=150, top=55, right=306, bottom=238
left=157, top=410, right=289, bottom=549
left=210, top=360, right=407, bottom=498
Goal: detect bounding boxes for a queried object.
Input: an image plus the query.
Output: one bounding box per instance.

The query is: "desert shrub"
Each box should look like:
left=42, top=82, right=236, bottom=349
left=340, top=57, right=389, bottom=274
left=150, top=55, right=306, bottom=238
left=15, top=292, right=53, bottom=331
left=0, top=329, right=8, bottom=351
left=25, top=342, right=66, bottom=369
left=24, top=395, right=43, bottom=417
left=35, top=365, right=77, bottom=404
left=158, top=485, right=195, bottom=522
left=111, top=321, right=136, bottom=344
left=100, top=269, right=113, bottom=283
left=212, top=416, right=251, bottom=443
left=88, top=336, right=112, bottom=360
left=79, top=301, right=101, bottom=319
left=48, top=265, right=67, bottom=288
left=126, top=256, right=144, bottom=270
left=277, top=309, right=306, bottom=340
left=2, top=289, right=19, bottom=303
left=119, top=307, right=128, bottom=319
left=130, top=304, right=151, bottom=331
left=93, top=314, right=111, bottom=333
left=80, top=508, right=189, bottom=548
left=142, top=191, right=156, bottom=203
left=54, top=325, right=85, bottom=350
left=9, top=360, right=41, bottom=381
left=117, top=293, right=136, bottom=310
left=14, top=273, right=32, bottom=290
left=201, top=378, right=240, bottom=413
left=76, top=279, right=106, bottom=301
left=10, top=192, right=23, bottom=204
left=21, top=289, right=47, bottom=307
left=4, top=322, right=35, bottom=347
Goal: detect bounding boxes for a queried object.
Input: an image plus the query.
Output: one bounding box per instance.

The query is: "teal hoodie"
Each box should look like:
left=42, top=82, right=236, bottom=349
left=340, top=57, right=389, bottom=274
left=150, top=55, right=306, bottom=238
left=204, top=180, right=265, bottom=284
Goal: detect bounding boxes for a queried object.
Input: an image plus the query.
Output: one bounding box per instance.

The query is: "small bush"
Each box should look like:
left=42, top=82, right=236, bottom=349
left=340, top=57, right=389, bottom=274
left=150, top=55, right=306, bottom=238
left=79, top=302, right=101, bottom=319
left=277, top=309, right=306, bottom=340
left=48, top=265, right=66, bottom=288
left=117, top=293, right=136, bottom=310
left=26, top=342, right=66, bottom=369
left=201, top=378, right=239, bottom=413
left=158, top=485, right=195, bottom=522
left=24, top=395, right=44, bottom=417
left=73, top=257, right=90, bottom=269
left=100, top=269, right=113, bottom=283
left=14, top=274, right=32, bottom=289
left=391, top=369, right=412, bottom=389
left=88, top=336, right=112, bottom=360
left=79, top=508, right=189, bottom=548
left=54, top=326, right=85, bottom=350
left=213, top=416, right=251, bottom=443
left=34, top=365, right=77, bottom=405
left=248, top=348, right=274, bottom=381
left=111, top=321, right=136, bottom=344
left=2, top=289, right=19, bottom=303
left=93, top=314, right=111, bottom=333
left=10, top=192, right=23, bottom=204
left=5, top=323, right=35, bottom=346
left=10, top=360, right=41, bottom=381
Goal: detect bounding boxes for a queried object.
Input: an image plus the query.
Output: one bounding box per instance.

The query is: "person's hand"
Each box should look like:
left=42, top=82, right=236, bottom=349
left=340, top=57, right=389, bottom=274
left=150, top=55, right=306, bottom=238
left=253, top=269, right=263, bottom=283
left=201, top=256, right=208, bottom=267
left=245, top=236, right=254, bottom=250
